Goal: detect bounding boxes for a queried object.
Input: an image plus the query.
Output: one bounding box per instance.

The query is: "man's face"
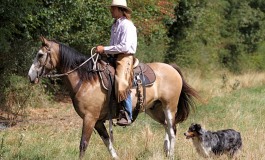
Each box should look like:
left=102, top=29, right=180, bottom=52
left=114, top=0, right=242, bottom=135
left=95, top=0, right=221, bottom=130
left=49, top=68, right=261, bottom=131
left=110, top=6, right=122, bottom=19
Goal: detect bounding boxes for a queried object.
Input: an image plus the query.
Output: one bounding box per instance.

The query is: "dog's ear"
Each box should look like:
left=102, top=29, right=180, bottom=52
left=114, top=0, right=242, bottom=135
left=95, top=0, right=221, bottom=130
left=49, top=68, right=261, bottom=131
left=195, top=124, right=203, bottom=134
left=195, top=124, right=201, bottom=129
left=189, top=123, right=196, bottom=131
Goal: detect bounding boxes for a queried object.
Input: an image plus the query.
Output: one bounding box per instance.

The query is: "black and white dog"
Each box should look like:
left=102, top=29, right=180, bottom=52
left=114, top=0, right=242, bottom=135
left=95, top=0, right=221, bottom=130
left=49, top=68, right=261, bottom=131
left=184, top=123, right=242, bottom=159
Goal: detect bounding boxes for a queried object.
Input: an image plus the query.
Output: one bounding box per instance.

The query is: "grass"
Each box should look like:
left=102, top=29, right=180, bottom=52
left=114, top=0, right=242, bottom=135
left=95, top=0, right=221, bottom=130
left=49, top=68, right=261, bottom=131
left=0, top=71, right=265, bottom=160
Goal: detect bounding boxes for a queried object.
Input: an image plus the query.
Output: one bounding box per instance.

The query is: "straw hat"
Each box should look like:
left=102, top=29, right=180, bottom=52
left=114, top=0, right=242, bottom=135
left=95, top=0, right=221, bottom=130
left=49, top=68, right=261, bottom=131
left=110, top=0, right=132, bottom=14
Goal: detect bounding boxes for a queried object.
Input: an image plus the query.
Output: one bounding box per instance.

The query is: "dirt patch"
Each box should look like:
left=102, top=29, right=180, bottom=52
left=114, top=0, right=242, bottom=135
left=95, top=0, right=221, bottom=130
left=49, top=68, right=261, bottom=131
left=0, top=100, right=82, bottom=131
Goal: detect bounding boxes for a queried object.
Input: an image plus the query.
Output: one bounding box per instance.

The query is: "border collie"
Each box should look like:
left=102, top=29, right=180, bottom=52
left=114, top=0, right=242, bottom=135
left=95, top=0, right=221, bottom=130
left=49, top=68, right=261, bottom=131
left=184, top=123, right=242, bottom=159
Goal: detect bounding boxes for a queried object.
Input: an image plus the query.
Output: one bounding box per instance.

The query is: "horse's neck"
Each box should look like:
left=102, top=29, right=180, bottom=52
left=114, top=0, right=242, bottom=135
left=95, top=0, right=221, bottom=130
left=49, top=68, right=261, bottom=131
left=62, top=71, right=83, bottom=96
left=62, top=70, right=102, bottom=96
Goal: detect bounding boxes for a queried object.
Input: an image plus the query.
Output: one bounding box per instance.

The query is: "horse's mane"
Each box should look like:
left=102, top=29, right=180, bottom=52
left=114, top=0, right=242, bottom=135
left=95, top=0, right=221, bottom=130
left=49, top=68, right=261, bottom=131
left=58, top=43, right=98, bottom=81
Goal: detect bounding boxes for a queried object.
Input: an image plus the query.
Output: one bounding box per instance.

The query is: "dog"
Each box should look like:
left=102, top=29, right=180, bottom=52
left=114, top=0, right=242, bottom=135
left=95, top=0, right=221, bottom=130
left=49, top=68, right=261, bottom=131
left=184, top=123, right=242, bottom=159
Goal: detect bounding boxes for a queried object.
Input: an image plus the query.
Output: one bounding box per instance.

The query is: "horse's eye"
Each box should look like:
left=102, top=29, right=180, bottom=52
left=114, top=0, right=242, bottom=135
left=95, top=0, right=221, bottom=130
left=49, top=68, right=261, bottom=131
left=38, top=53, right=44, bottom=59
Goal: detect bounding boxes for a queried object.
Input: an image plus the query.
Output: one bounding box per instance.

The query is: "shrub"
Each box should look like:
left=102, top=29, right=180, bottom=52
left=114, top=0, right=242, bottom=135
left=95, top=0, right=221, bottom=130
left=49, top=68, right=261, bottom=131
left=1, top=75, right=53, bottom=119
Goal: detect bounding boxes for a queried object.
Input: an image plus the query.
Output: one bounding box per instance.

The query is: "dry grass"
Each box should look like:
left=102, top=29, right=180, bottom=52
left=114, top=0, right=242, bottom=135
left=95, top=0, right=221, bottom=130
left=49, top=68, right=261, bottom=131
left=0, top=71, right=265, bottom=159
left=185, top=69, right=265, bottom=96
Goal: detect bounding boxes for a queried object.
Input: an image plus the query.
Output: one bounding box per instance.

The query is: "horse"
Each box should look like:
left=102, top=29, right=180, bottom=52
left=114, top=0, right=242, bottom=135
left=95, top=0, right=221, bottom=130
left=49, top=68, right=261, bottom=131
left=28, top=37, right=199, bottom=159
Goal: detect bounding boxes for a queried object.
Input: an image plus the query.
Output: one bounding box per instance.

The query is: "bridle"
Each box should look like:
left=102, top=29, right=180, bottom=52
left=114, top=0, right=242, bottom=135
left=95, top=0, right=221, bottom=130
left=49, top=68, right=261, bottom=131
left=39, top=42, right=99, bottom=78
left=35, top=43, right=53, bottom=79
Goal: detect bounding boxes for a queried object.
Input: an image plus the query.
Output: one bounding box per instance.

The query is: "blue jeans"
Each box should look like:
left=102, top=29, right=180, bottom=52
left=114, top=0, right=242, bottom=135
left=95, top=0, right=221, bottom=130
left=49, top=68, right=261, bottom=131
left=123, top=94, right=132, bottom=120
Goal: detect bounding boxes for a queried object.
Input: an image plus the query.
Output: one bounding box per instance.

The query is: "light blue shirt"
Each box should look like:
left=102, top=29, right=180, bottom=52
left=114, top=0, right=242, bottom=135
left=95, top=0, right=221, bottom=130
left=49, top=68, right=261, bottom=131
left=104, top=17, right=137, bottom=54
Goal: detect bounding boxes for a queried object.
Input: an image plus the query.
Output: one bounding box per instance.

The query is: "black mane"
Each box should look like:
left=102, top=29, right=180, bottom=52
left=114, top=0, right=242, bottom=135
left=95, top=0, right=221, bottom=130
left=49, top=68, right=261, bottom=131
left=59, top=43, right=97, bottom=81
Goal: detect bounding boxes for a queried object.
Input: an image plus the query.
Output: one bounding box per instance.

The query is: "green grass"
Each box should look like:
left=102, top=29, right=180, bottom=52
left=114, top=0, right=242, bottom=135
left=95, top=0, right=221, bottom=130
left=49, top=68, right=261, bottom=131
left=0, top=85, right=265, bottom=160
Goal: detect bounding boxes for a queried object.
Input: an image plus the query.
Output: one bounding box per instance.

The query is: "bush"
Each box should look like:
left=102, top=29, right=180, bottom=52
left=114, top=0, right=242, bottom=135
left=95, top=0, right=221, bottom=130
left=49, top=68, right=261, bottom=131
left=1, top=75, right=53, bottom=119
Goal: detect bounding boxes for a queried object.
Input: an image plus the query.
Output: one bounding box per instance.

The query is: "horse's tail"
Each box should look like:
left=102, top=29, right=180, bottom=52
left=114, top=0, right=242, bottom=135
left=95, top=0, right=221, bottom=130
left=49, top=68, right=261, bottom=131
left=170, top=64, right=201, bottom=124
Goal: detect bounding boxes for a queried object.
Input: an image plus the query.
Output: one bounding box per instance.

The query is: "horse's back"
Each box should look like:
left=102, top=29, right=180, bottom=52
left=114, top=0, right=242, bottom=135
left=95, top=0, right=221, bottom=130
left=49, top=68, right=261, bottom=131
left=145, top=62, right=183, bottom=102
left=147, top=62, right=182, bottom=87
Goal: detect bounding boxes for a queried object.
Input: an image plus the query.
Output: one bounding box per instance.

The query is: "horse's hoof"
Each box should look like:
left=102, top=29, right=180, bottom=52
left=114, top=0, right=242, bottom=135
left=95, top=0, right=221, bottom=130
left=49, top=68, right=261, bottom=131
left=113, top=156, right=120, bottom=160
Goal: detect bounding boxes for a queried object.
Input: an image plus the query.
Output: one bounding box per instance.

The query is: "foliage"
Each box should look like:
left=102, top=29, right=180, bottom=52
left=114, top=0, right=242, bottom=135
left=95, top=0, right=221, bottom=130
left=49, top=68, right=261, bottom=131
left=34, top=0, right=111, bottom=53
left=1, top=75, right=52, bottom=119
left=220, top=0, right=265, bottom=72
left=131, top=0, right=175, bottom=62
left=0, top=0, right=38, bottom=52
left=166, top=0, right=265, bottom=72
left=166, top=0, right=211, bottom=68
left=0, top=0, right=111, bottom=76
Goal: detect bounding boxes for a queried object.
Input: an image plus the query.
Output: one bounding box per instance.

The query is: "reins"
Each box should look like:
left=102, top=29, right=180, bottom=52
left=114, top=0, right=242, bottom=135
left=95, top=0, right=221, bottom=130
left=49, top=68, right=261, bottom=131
left=43, top=47, right=99, bottom=78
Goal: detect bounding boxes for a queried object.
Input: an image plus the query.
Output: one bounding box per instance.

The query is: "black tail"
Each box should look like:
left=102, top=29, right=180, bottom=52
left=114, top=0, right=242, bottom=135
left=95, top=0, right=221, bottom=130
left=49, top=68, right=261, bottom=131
left=171, top=64, right=201, bottom=123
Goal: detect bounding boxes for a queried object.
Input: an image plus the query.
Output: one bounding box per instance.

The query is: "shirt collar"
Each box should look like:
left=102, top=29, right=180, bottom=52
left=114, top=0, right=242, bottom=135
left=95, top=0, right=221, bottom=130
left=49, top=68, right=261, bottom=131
left=116, top=16, right=126, bottom=24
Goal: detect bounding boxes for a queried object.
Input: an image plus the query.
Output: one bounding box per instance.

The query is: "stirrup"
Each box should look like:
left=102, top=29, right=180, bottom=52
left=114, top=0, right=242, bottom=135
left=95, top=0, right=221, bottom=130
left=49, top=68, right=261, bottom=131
left=117, top=118, right=131, bottom=126
left=117, top=110, right=131, bottom=126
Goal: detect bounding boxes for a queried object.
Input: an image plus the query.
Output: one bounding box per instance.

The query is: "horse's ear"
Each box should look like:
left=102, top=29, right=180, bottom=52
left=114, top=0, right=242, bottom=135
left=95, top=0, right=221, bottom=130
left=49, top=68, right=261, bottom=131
left=40, top=36, right=48, bottom=46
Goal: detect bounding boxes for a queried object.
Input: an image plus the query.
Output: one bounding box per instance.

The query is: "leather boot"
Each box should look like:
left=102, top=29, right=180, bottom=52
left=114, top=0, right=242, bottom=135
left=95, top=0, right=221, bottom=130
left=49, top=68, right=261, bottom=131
left=117, top=110, right=132, bottom=126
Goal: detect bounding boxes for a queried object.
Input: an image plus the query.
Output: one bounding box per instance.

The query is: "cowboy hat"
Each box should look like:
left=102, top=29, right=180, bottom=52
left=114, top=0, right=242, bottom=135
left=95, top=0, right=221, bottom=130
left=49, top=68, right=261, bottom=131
left=110, top=0, right=132, bottom=14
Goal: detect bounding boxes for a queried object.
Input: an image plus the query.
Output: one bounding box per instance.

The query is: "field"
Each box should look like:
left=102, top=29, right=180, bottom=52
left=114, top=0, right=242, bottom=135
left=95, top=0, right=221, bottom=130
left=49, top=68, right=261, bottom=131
left=0, top=71, right=265, bottom=160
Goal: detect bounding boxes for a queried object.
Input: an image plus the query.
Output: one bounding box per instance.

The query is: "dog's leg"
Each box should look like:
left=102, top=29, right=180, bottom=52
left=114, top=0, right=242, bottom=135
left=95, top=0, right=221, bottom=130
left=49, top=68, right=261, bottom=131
left=227, top=142, right=242, bottom=160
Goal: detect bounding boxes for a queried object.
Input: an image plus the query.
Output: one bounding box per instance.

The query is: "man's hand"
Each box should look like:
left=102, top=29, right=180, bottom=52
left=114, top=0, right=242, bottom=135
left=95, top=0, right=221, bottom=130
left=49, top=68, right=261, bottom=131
left=96, top=45, right=104, bottom=54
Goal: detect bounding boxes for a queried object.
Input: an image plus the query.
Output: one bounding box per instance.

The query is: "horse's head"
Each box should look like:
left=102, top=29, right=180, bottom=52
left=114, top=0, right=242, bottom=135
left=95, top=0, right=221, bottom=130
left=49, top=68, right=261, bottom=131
left=28, top=36, right=59, bottom=83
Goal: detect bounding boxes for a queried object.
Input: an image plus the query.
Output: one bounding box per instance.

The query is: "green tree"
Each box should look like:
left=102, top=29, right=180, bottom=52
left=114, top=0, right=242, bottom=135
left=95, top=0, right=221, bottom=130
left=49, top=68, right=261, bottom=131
left=167, top=0, right=265, bottom=72
left=221, top=0, right=265, bottom=72
left=166, top=0, right=216, bottom=69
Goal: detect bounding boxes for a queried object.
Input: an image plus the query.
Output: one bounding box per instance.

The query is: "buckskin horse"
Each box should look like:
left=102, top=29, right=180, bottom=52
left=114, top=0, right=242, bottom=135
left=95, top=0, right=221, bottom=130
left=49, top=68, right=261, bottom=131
left=28, top=37, right=199, bottom=159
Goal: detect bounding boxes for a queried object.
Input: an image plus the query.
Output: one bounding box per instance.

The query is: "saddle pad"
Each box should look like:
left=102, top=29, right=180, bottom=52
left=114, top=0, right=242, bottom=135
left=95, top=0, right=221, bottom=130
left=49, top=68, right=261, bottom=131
left=97, top=61, right=156, bottom=90
left=132, top=63, right=156, bottom=88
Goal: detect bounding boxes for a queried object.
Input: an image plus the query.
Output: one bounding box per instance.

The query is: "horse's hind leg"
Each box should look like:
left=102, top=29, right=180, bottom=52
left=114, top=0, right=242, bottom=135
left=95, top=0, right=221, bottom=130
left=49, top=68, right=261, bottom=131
left=145, top=102, right=176, bottom=157
left=94, top=121, right=119, bottom=160
left=79, top=115, right=97, bottom=159
left=164, top=131, right=170, bottom=156
left=163, top=107, right=176, bottom=158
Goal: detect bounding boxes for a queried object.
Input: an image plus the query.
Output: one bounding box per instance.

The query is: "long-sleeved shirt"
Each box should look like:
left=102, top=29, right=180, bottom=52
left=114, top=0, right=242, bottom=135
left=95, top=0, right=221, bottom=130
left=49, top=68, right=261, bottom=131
left=104, top=17, right=137, bottom=54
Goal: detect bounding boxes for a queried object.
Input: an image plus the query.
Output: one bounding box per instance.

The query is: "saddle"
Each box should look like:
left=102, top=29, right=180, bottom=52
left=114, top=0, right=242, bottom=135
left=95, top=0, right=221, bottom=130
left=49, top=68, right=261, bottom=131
left=97, top=59, right=156, bottom=91
left=97, top=58, right=155, bottom=127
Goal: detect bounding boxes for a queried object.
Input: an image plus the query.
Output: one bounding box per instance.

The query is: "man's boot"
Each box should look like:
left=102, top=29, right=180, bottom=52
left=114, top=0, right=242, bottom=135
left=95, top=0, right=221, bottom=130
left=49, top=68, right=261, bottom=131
left=117, top=94, right=132, bottom=126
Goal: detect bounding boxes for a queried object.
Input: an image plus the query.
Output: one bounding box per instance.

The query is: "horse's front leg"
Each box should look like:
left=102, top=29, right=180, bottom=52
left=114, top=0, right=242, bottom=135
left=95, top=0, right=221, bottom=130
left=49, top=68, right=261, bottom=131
left=95, top=121, right=119, bottom=160
left=79, top=115, right=97, bottom=159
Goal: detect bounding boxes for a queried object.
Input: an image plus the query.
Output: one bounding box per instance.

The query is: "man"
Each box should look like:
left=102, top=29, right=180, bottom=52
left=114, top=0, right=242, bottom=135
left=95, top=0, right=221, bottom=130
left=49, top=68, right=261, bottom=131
left=96, top=0, right=137, bottom=126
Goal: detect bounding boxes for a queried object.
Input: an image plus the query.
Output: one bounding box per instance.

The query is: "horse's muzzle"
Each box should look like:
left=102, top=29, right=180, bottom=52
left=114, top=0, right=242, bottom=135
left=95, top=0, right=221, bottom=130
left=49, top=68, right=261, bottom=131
left=28, top=76, right=39, bottom=84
